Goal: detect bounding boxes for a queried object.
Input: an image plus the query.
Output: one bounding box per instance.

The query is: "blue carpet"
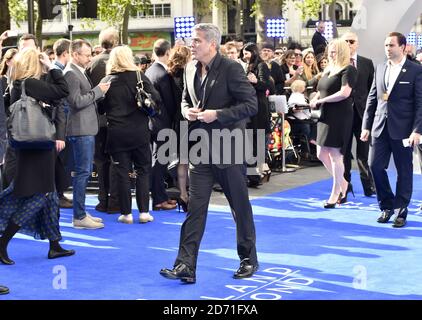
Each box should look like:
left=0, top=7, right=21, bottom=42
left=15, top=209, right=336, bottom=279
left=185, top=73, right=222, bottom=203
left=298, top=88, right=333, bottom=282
left=1, top=172, right=422, bottom=300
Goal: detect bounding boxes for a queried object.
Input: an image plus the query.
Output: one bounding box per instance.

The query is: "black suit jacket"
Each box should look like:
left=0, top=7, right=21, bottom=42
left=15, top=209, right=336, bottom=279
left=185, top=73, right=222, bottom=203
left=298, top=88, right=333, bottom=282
left=182, top=53, right=258, bottom=168
left=312, top=31, right=328, bottom=56
left=352, top=55, right=374, bottom=118
left=145, top=62, right=176, bottom=132
left=86, top=50, right=110, bottom=128
left=363, top=59, right=422, bottom=139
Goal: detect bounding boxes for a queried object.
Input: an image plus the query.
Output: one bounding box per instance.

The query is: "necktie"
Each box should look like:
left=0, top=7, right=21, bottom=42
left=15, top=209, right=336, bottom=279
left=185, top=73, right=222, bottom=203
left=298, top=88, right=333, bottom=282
left=350, top=58, right=356, bottom=68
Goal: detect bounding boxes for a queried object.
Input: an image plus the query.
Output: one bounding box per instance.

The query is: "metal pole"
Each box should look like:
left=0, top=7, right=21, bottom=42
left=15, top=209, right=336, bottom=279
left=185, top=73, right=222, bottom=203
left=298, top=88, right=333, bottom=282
left=68, top=0, right=73, bottom=40
left=28, top=0, right=35, bottom=34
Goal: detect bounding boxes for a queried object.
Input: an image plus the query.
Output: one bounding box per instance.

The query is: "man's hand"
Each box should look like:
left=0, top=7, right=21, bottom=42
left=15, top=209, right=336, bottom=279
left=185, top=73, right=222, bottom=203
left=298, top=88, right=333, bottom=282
left=360, top=129, right=370, bottom=142
left=98, top=82, right=111, bottom=94
left=197, top=110, right=218, bottom=123
left=56, top=140, right=65, bottom=153
left=408, top=132, right=421, bottom=147
left=185, top=107, right=202, bottom=121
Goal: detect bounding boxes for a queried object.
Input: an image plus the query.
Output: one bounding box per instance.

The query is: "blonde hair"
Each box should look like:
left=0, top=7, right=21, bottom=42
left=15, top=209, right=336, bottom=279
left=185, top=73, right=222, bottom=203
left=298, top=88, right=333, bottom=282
left=290, top=79, right=306, bottom=93
left=302, top=51, right=319, bottom=80
left=10, top=48, right=44, bottom=81
left=324, top=39, right=351, bottom=77
left=106, top=46, right=138, bottom=75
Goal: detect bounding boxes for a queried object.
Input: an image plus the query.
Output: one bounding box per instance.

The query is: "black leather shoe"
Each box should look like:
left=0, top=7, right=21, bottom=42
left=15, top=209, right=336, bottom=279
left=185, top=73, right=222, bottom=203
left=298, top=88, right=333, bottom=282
left=377, top=209, right=394, bottom=223
left=0, top=285, right=9, bottom=295
left=48, top=249, right=76, bottom=259
left=364, top=187, right=376, bottom=197
left=95, top=202, right=107, bottom=212
left=0, top=250, right=15, bottom=265
left=233, top=259, right=259, bottom=279
left=393, top=208, right=408, bottom=228
left=159, top=263, right=196, bottom=284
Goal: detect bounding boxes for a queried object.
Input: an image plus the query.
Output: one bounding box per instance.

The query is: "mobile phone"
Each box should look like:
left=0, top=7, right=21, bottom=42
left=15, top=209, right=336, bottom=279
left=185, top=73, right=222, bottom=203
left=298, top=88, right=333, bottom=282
left=6, top=30, right=18, bottom=37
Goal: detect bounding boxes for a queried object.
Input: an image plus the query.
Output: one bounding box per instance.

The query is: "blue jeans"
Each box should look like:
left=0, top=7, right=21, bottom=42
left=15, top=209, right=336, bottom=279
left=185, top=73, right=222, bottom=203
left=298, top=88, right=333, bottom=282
left=67, top=136, right=95, bottom=220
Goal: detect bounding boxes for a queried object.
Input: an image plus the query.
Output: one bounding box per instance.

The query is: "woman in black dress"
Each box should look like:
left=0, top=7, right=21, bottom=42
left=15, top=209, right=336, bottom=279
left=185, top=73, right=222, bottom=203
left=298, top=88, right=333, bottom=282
left=310, top=39, right=357, bottom=208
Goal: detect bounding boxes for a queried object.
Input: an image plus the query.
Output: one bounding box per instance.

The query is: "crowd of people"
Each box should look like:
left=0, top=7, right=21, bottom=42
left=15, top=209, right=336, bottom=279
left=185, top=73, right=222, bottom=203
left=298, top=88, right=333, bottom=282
left=0, top=20, right=422, bottom=292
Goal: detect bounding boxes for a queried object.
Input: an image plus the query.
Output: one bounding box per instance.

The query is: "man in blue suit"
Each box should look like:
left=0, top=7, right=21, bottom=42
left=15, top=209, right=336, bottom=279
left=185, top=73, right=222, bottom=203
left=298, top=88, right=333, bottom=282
left=361, top=32, right=422, bottom=228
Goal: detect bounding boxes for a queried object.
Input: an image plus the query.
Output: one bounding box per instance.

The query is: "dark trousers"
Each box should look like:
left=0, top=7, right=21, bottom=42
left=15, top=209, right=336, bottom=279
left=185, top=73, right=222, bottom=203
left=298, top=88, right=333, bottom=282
left=175, top=163, right=257, bottom=270
left=344, top=111, right=375, bottom=192
left=368, top=126, right=413, bottom=210
left=151, top=137, right=170, bottom=206
left=55, top=147, right=71, bottom=194
left=110, top=145, right=151, bottom=214
left=94, top=127, right=119, bottom=207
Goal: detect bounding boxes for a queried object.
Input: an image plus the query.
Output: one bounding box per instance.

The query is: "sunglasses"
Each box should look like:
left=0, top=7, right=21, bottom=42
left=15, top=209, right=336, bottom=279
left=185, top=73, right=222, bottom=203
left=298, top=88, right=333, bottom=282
left=275, top=52, right=283, bottom=55
left=345, top=39, right=356, bottom=44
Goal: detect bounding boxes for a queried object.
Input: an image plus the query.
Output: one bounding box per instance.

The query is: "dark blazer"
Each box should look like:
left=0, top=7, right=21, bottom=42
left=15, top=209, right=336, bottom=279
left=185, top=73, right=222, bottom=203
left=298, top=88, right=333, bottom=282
left=8, top=69, right=69, bottom=197
left=100, top=70, right=160, bottom=153
left=86, top=50, right=110, bottom=128
left=312, top=31, right=328, bottom=56
left=181, top=53, right=258, bottom=168
left=145, top=62, right=176, bottom=132
left=248, top=61, right=271, bottom=133
left=352, top=55, right=374, bottom=118
left=267, top=61, right=285, bottom=95
left=363, top=59, right=422, bottom=139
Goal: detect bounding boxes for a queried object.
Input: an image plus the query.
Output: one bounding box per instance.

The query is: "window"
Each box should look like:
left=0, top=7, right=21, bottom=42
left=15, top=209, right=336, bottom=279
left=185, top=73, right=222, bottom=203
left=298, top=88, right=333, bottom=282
left=132, top=3, right=171, bottom=18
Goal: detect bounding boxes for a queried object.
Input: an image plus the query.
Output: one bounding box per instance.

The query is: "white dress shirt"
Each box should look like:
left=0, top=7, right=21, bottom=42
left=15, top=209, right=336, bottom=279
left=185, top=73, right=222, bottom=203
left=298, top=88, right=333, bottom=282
left=384, top=56, right=407, bottom=94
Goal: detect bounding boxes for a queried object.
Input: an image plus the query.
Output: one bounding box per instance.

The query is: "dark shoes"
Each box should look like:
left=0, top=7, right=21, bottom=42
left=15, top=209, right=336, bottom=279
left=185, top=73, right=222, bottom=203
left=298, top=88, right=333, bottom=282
left=153, top=201, right=177, bottom=211
left=95, top=202, right=108, bottom=212
left=95, top=202, right=121, bottom=214
left=364, top=187, right=376, bottom=197
left=59, top=195, right=73, bottom=208
left=392, top=208, right=408, bottom=228
left=0, top=254, right=14, bottom=265
left=377, top=208, right=408, bottom=228
left=159, top=263, right=196, bottom=284
left=48, top=249, right=76, bottom=259
left=233, top=259, right=259, bottom=279
left=0, top=285, right=9, bottom=295
left=377, top=209, right=394, bottom=223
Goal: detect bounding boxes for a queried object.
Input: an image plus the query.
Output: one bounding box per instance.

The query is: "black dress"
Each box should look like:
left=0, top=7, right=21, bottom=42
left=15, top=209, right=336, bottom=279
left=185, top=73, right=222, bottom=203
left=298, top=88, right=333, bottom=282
left=316, top=65, right=357, bottom=154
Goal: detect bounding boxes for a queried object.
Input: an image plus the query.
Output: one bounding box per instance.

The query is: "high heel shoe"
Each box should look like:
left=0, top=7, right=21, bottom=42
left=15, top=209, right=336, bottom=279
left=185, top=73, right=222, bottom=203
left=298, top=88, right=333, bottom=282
left=177, top=197, right=188, bottom=213
left=339, top=183, right=355, bottom=204
left=324, top=192, right=342, bottom=209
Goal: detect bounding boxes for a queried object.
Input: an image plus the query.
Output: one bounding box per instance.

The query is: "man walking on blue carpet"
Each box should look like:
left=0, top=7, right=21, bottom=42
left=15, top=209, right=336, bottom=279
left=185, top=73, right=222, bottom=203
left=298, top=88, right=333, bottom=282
left=361, top=32, right=422, bottom=228
left=159, top=23, right=259, bottom=283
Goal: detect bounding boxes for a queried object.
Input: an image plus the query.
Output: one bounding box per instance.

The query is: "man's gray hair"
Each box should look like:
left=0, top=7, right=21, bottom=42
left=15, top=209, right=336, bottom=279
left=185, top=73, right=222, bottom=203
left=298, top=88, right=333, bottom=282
left=192, top=23, right=222, bottom=50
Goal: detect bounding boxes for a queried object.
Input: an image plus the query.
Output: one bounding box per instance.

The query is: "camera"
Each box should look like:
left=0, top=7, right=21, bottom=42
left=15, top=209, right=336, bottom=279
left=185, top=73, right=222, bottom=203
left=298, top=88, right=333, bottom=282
left=6, top=30, right=18, bottom=38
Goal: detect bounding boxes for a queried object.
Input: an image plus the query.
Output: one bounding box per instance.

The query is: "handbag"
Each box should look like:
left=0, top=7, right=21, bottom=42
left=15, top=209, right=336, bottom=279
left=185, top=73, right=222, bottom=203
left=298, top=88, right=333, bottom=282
left=7, top=81, right=56, bottom=149
left=135, top=70, right=159, bottom=118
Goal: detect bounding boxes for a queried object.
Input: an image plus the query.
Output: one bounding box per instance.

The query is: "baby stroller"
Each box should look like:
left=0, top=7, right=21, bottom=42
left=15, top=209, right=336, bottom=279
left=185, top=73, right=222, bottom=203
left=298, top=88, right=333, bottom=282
left=267, top=113, right=300, bottom=171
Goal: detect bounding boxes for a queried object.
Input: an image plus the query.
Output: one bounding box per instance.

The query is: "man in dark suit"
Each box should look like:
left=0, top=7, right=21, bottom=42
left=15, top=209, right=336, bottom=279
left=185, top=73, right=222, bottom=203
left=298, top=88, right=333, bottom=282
left=86, top=27, right=120, bottom=214
left=361, top=32, right=422, bottom=228
left=160, top=23, right=259, bottom=283
left=342, top=32, right=376, bottom=197
left=145, top=39, right=177, bottom=211
left=311, top=21, right=328, bottom=56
